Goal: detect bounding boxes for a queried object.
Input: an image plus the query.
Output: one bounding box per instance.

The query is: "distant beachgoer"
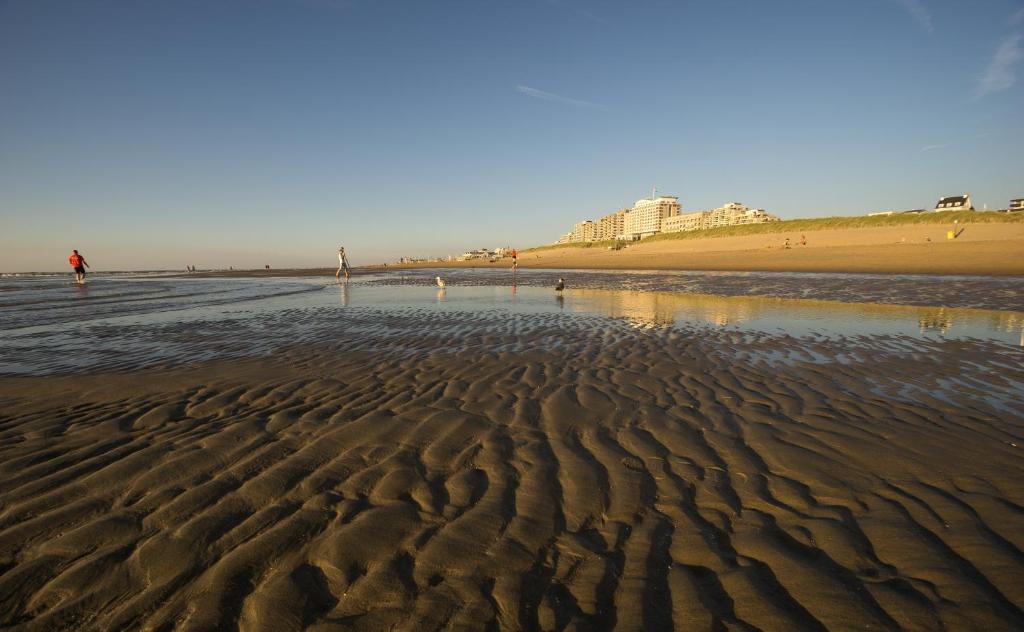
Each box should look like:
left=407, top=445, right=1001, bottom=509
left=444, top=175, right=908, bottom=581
left=336, top=246, right=350, bottom=280
left=555, top=277, right=565, bottom=293
left=68, top=249, right=89, bottom=284
left=784, top=238, right=791, bottom=249
left=800, top=234, right=806, bottom=246
left=511, top=248, right=518, bottom=269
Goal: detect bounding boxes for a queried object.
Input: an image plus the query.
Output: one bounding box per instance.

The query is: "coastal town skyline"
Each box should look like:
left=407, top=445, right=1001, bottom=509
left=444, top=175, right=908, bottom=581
left=3, top=1, right=1023, bottom=271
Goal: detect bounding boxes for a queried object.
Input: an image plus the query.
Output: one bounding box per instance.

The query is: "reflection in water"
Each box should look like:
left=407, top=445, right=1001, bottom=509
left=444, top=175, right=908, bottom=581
left=562, top=288, right=1024, bottom=345
left=1003, top=313, right=1024, bottom=346
left=556, top=295, right=564, bottom=310
left=910, top=307, right=1024, bottom=345
left=436, top=288, right=446, bottom=303
left=993, top=312, right=1024, bottom=335
left=338, top=281, right=349, bottom=307
left=919, top=309, right=952, bottom=335
left=566, top=289, right=760, bottom=329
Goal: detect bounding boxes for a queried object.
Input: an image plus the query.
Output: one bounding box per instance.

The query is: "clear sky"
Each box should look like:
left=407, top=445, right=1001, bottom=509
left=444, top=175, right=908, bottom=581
left=2, top=0, right=1022, bottom=271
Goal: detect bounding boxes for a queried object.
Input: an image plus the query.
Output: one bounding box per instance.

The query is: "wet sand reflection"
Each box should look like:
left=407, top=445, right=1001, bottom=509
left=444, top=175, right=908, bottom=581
left=561, top=288, right=1024, bottom=344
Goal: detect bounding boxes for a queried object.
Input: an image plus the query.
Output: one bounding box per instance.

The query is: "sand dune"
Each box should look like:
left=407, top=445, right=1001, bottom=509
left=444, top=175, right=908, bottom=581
left=392, top=223, right=1024, bottom=276
left=1, top=311, right=1022, bottom=631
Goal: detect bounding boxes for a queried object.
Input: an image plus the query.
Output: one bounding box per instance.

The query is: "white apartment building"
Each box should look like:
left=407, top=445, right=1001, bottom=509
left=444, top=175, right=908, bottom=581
left=571, top=220, right=596, bottom=243
left=661, top=211, right=706, bottom=233
left=623, top=196, right=681, bottom=239
left=596, top=209, right=629, bottom=241
left=661, top=202, right=778, bottom=234
left=704, top=202, right=778, bottom=229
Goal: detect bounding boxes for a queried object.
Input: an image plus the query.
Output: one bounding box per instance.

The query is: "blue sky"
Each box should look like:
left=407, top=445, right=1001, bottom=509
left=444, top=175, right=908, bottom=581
left=2, top=0, right=1022, bottom=270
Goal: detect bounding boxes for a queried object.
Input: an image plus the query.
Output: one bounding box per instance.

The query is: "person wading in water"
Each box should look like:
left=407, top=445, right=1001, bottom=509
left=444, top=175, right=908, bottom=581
left=336, top=246, right=351, bottom=280
left=68, top=249, right=90, bottom=284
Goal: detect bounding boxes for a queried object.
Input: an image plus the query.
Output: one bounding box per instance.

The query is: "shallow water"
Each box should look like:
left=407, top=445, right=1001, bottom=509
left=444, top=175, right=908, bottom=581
left=0, top=271, right=1022, bottom=377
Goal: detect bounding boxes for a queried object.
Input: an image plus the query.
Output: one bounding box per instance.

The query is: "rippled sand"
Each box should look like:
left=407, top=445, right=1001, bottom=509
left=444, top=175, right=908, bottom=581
left=1, top=298, right=1023, bottom=630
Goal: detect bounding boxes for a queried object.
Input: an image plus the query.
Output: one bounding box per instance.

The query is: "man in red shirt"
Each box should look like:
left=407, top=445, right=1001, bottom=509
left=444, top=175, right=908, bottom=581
left=68, top=249, right=90, bottom=284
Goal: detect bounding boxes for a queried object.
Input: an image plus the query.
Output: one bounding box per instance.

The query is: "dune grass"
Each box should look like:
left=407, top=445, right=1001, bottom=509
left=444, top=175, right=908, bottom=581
left=524, top=211, right=1023, bottom=252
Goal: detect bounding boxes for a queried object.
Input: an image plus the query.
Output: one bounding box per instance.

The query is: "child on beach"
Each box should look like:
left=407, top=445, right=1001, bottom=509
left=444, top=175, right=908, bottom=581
left=68, top=249, right=89, bottom=284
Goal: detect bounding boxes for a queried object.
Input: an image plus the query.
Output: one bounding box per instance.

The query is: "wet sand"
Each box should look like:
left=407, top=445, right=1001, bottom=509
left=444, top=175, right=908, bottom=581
left=1, top=276, right=1023, bottom=630
left=176, top=268, right=1024, bottom=312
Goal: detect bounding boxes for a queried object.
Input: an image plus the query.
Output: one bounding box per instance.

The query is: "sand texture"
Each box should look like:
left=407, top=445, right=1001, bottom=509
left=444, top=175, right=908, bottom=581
left=1, top=300, right=1023, bottom=630
left=391, top=224, right=1024, bottom=276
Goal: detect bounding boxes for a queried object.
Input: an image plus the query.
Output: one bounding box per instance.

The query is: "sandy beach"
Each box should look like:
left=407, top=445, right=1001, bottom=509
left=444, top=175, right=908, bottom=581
left=392, top=223, right=1024, bottom=276
left=0, top=271, right=1022, bottom=630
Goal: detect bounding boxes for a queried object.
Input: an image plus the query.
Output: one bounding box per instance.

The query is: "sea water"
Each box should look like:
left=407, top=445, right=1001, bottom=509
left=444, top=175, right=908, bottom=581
left=0, top=270, right=1021, bottom=376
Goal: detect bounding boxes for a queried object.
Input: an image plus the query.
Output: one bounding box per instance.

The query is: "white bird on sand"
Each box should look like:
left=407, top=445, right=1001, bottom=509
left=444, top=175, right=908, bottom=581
left=555, top=278, right=565, bottom=292
left=436, top=276, right=446, bottom=289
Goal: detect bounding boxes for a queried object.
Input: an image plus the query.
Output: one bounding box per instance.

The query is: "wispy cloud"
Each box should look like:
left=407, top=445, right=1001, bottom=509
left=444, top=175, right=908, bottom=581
left=893, top=0, right=934, bottom=32
left=1012, top=8, right=1024, bottom=26
left=919, top=143, right=950, bottom=152
left=975, top=33, right=1023, bottom=98
left=515, top=85, right=607, bottom=110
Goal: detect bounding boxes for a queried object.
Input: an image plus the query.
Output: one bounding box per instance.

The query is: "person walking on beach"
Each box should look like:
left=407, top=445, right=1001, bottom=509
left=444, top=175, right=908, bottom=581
left=511, top=248, right=518, bottom=270
left=336, top=246, right=350, bottom=280
left=68, top=249, right=89, bottom=284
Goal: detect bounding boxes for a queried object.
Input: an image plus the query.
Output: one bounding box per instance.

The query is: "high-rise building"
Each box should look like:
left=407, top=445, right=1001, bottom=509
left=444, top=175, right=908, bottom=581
left=596, top=208, right=630, bottom=241
left=570, top=220, right=596, bottom=243
left=624, top=196, right=681, bottom=239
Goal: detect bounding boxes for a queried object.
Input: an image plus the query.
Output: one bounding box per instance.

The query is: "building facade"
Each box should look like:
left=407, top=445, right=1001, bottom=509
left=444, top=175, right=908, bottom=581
left=661, top=202, right=778, bottom=234
left=661, top=211, right=707, bottom=233
left=570, top=220, right=596, bottom=243
left=934, top=194, right=973, bottom=211
left=703, top=202, right=777, bottom=229
left=553, top=192, right=785, bottom=244
left=623, top=196, right=681, bottom=239
left=596, top=209, right=629, bottom=241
